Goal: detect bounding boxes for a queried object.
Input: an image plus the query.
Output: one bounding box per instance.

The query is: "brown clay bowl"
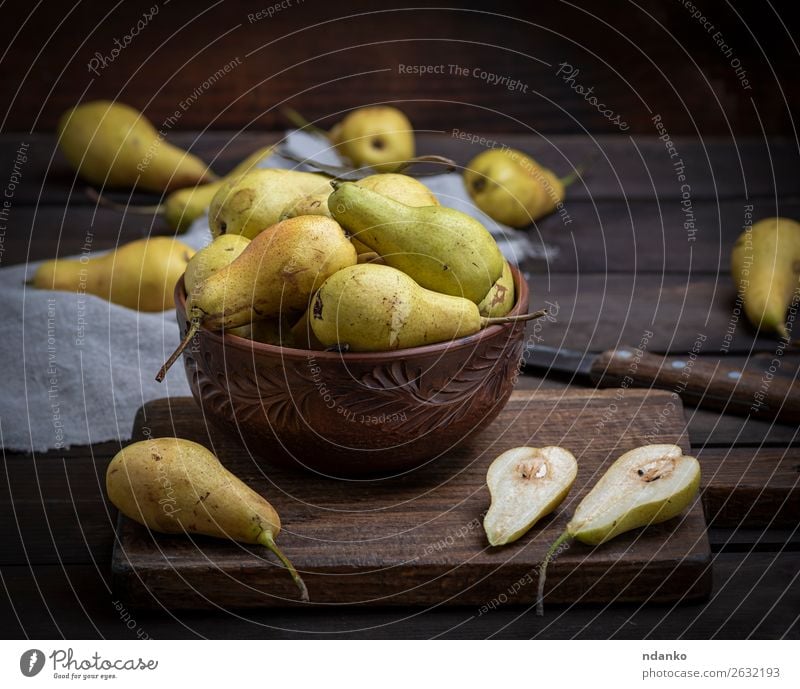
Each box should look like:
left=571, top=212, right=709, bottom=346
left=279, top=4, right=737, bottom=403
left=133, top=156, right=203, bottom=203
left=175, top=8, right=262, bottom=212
left=175, top=266, right=529, bottom=478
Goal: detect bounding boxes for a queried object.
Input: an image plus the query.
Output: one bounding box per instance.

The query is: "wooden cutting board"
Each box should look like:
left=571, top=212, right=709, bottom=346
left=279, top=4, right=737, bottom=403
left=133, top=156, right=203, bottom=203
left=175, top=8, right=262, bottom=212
left=112, top=390, right=711, bottom=610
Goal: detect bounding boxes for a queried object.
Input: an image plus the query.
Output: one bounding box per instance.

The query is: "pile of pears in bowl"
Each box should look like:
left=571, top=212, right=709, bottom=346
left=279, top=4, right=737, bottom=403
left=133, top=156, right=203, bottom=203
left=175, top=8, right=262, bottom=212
left=162, top=167, right=543, bottom=478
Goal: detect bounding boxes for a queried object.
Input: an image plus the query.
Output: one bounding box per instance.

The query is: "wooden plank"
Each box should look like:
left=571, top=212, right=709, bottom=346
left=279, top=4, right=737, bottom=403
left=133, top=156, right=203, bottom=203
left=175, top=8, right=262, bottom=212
left=525, top=272, right=785, bottom=353
left=1, top=553, right=797, bottom=639
left=2, top=133, right=799, bottom=206
left=110, top=391, right=710, bottom=609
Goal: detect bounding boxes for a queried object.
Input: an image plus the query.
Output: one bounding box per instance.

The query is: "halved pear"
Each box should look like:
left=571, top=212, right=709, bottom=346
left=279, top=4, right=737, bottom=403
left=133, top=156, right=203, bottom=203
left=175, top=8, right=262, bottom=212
left=536, top=444, right=701, bottom=615
left=567, top=444, right=701, bottom=546
left=484, top=446, right=578, bottom=546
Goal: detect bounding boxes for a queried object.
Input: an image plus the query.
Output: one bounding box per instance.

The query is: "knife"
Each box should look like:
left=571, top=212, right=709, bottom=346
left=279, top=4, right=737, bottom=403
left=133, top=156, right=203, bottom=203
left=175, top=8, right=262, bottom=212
left=523, top=344, right=800, bottom=425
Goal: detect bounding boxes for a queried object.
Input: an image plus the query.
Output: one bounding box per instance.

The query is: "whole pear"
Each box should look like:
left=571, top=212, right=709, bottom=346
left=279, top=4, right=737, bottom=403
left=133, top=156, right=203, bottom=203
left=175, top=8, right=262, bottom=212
left=184, top=234, right=251, bottom=296
left=282, top=172, right=439, bottom=220
left=464, top=148, right=568, bottom=227
left=329, top=106, right=415, bottom=172
left=478, top=261, right=516, bottom=318
left=209, top=168, right=330, bottom=239
left=58, top=101, right=216, bottom=192
left=328, top=182, right=504, bottom=303
left=157, top=216, right=356, bottom=379
left=731, top=217, right=800, bottom=340
left=31, top=237, right=194, bottom=312
left=106, top=437, right=307, bottom=600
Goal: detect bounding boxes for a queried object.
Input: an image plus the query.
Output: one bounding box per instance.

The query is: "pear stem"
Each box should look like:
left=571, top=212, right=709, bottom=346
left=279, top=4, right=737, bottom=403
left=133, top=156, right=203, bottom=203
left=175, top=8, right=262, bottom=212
left=559, top=157, right=594, bottom=188
left=282, top=107, right=328, bottom=139
left=481, top=308, right=548, bottom=328
left=536, top=530, right=572, bottom=616
left=86, top=187, right=165, bottom=215
left=258, top=530, right=309, bottom=602
left=156, top=321, right=199, bottom=382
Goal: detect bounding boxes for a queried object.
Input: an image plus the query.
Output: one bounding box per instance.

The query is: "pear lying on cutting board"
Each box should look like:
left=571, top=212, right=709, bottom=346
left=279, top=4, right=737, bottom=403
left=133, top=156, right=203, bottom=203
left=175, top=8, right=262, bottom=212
left=59, top=101, right=216, bottom=192
left=536, top=444, right=700, bottom=615
left=484, top=446, right=577, bottom=546
left=30, top=237, right=193, bottom=312
left=328, top=182, right=504, bottom=303
left=106, top=438, right=308, bottom=600
left=731, top=216, right=800, bottom=340
left=184, top=234, right=250, bottom=296
left=157, top=215, right=356, bottom=380
left=209, top=168, right=330, bottom=239
left=310, top=264, right=544, bottom=351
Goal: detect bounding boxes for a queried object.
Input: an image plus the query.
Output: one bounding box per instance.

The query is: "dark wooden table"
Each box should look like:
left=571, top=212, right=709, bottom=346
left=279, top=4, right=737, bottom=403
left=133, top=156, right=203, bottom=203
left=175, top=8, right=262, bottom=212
left=1, top=131, right=798, bottom=639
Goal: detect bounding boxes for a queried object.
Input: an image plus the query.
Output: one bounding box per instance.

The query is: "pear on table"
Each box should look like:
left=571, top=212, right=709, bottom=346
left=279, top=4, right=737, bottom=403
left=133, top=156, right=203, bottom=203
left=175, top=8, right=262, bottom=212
left=484, top=446, right=577, bottom=546
left=105, top=438, right=308, bottom=600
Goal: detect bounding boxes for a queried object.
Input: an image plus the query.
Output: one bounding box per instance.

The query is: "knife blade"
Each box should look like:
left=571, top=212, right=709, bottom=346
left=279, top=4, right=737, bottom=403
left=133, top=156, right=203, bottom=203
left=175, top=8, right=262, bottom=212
left=522, top=344, right=800, bottom=425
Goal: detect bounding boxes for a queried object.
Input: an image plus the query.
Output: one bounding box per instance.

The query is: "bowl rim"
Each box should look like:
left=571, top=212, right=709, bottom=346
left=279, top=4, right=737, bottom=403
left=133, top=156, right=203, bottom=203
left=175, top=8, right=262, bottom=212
left=175, top=263, right=530, bottom=362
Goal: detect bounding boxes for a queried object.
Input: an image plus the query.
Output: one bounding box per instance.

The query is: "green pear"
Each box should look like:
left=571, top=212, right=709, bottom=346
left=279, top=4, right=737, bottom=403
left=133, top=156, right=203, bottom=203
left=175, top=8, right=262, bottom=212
left=329, top=106, right=415, bottom=172
left=209, top=168, right=330, bottom=239
left=282, top=172, right=438, bottom=220
left=310, top=264, right=544, bottom=352
left=106, top=437, right=307, bottom=600
left=328, top=182, right=504, bottom=303
left=31, top=237, right=194, bottom=312
left=536, top=444, right=701, bottom=615
left=464, top=148, right=573, bottom=228
left=58, top=101, right=216, bottom=192
left=484, top=446, right=577, bottom=546
left=478, top=261, right=515, bottom=318
left=184, top=234, right=251, bottom=296
left=157, top=215, right=356, bottom=380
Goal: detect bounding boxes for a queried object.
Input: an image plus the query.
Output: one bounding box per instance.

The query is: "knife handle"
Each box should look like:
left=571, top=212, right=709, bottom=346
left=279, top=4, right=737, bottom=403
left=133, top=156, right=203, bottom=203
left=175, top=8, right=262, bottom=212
left=590, top=348, right=800, bottom=424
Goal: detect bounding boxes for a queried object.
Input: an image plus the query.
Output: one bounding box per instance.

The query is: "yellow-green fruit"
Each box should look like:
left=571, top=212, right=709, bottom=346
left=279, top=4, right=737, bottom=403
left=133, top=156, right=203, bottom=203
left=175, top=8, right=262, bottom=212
left=328, top=182, right=503, bottom=303
left=289, top=309, right=326, bottom=350
left=58, top=101, right=216, bottom=192
left=329, top=106, right=415, bottom=172
left=731, top=217, right=800, bottom=339
left=310, top=264, right=483, bottom=351
left=31, top=237, right=194, bottom=312
left=188, top=215, right=356, bottom=329
left=478, top=261, right=515, bottom=317
left=568, top=444, right=700, bottom=546
left=484, top=447, right=578, bottom=546
left=209, top=168, right=329, bottom=239
left=282, top=172, right=439, bottom=220
left=464, top=148, right=564, bottom=227
left=184, top=234, right=250, bottom=296
left=228, top=318, right=293, bottom=346
left=105, top=437, right=307, bottom=600
left=161, top=146, right=274, bottom=232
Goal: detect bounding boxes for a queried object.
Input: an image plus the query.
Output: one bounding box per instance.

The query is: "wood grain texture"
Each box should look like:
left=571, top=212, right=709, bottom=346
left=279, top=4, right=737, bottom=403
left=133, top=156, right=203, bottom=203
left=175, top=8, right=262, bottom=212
left=2, top=1, right=797, bottom=136
left=111, top=391, right=711, bottom=609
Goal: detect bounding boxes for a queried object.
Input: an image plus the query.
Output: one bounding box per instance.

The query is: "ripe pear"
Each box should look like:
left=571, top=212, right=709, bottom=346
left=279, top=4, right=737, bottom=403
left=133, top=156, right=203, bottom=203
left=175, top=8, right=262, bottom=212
left=731, top=217, right=800, bottom=340
left=209, top=168, right=330, bottom=239
left=536, top=444, right=700, bottom=615
left=106, top=437, right=307, bottom=600
left=230, top=317, right=294, bottom=346
left=58, top=101, right=216, bottom=192
left=330, top=106, right=415, bottom=172
left=478, top=261, right=515, bottom=318
left=30, top=237, right=194, bottom=312
left=484, top=446, right=577, bottom=546
left=310, top=264, right=542, bottom=351
left=464, top=148, right=575, bottom=227
left=282, top=172, right=439, bottom=220
left=157, top=215, right=356, bottom=380
left=184, top=234, right=250, bottom=297
left=328, top=182, right=504, bottom=303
